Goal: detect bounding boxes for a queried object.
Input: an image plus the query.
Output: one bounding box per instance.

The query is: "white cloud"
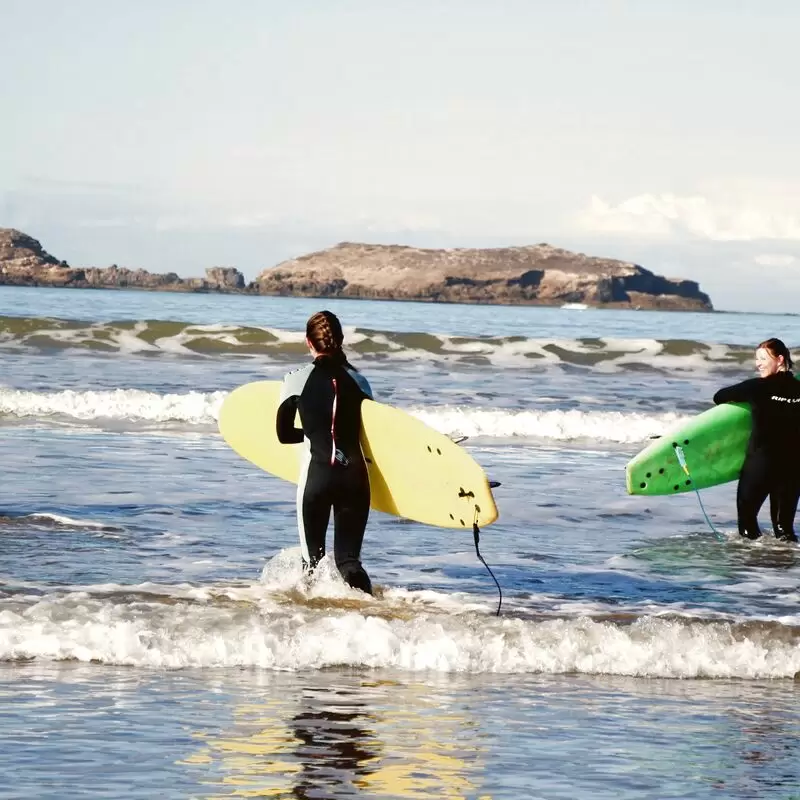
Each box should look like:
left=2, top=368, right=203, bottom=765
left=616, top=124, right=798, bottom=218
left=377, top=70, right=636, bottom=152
left=753, top=253, right=798, bottom=267
left=580, top=193, right=800, bottom=241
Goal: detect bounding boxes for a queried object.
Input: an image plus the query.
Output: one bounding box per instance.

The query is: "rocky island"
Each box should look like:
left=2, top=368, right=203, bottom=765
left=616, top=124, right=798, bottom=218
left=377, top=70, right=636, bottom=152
left=255, top=242, right=712, bottom=310
left=0, top=228, right=713, bottom=310
left=0, top=228, right=245, bottom=293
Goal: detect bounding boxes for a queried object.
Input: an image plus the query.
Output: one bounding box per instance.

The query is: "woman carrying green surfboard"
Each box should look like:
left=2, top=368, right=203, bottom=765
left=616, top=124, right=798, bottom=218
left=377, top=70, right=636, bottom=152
left=713, top=337, right=800, bottom=542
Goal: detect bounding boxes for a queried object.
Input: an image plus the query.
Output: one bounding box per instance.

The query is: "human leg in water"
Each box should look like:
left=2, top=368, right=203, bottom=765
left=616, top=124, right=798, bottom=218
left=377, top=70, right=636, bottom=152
left=298, top=463, right=333, bottom=571
left=736, top=453, right=771, bottom=539
left=769, top=473, right=800, bottom=543
left=332, top=470, right=372, bottom=594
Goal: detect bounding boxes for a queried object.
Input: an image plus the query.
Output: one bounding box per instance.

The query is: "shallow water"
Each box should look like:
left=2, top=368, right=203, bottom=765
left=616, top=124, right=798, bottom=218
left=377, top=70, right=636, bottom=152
left=2, top=665, right=799, bottom=799
left=1, top=286, right=799, bottom=798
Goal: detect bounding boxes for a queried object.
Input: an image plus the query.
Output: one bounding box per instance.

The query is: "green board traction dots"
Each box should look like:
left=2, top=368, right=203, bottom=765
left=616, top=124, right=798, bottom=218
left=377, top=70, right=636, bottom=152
left=625, top=399, right=757, bottom=496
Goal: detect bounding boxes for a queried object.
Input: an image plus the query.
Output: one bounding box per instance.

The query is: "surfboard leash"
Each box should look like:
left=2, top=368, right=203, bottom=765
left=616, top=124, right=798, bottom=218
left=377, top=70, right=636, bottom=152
left=472, top=506, right=503, bottom=616
left=673, top=445, right=725, bottom=541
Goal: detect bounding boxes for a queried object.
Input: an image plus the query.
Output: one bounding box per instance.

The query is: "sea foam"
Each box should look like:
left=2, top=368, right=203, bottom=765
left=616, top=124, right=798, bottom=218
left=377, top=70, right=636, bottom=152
left=0, top=387, right=683, bottom=443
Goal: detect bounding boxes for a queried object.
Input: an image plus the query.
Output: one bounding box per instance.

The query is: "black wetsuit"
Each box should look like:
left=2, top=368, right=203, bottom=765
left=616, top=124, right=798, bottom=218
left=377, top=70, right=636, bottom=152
left=276, top=356, right=374, bottom=592
left=714, top=371, right=800, bottom=541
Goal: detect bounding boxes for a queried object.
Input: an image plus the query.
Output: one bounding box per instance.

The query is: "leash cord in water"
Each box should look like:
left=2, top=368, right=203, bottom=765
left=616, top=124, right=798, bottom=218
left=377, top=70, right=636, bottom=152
left=472, top=507, right=503, bottom=616
left=673, top=445, right=725, bottom=541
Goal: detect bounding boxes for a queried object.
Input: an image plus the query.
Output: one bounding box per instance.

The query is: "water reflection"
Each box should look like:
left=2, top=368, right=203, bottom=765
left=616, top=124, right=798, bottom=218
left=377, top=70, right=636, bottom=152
left=187, top=676, right=486, bottom=799
left=289, top=687, right=380, bottom=798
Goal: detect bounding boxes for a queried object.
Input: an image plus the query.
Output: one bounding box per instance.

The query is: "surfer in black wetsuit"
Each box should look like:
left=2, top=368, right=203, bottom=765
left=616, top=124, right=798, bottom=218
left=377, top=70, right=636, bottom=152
left=714, top=337, right=800, bottom=542
left=276, top=311, right=374, bottom=593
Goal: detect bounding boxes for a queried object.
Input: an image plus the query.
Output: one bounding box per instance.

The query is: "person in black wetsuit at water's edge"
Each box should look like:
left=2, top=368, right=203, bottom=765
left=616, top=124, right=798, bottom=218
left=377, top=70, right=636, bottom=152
left=276, top=310, right=374, bottom=593
left=714, top=337, right=800, bottom=542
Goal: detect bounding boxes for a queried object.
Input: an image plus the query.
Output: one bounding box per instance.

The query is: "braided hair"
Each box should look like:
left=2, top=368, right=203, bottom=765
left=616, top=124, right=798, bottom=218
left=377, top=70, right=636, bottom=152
left=306, top=310, right=354, bottom=368
left=758, top=337, right=793, bottom=371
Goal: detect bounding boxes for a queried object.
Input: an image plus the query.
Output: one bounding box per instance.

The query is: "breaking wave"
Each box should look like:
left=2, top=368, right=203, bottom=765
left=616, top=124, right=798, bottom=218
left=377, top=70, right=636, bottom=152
left=0, top=314, right=754, bottom=372
left=0, top=386, right=682, bottom=443
left=0, top=577, right=797, bottom=679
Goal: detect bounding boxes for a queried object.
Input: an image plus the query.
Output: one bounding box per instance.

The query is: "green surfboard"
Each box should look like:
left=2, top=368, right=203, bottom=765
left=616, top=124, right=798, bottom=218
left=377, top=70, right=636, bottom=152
left=625, top=403, right=752, bottom=496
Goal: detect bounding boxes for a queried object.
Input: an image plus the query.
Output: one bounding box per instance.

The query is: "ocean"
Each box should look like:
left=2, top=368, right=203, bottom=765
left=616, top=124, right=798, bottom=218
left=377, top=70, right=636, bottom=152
left=1, top=285, right=799, bottom=799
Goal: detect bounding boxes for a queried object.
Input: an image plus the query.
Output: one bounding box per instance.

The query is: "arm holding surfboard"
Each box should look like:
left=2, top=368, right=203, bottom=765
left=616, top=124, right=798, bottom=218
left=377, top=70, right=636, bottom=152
left=712, top=378, right=761, bottom=405
left=275, top=385, right=303, bottom=445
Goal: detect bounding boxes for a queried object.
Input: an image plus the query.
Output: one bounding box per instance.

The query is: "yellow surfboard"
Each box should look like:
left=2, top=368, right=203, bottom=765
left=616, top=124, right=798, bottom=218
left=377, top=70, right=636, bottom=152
left=218, top=381, right=498, bottom=529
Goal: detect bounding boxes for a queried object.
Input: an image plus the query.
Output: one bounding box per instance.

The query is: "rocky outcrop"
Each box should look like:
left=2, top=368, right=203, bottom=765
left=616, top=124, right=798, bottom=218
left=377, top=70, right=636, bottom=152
left=0, top=229, right=61, bottom=269
left=255, top=242, right=713, bottom=310
left=0, top=228, right=247, bottom=293
left=204, top=267, right=245, bottom=291
left=0, top=228, right=713, bottom=310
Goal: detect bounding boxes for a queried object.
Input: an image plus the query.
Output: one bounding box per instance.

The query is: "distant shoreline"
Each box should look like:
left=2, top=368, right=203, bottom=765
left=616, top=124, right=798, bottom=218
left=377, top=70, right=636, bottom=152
left=1, top=228, right=714, bottom=311
left=1, top=284, right=785, bottom=317
left=0, top=281, right=719, bottom=312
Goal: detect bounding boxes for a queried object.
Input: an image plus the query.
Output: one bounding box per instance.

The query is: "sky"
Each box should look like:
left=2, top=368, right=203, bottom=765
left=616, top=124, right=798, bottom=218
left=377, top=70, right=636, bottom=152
left=2, top=0, right=800, bottom=312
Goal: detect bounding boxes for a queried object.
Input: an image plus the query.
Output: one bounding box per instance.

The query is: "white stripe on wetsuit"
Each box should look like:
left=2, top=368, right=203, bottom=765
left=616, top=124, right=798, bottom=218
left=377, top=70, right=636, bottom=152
left=295, top=444, right=312, bottom=563
left=330, top=377, right=338, bottom=466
